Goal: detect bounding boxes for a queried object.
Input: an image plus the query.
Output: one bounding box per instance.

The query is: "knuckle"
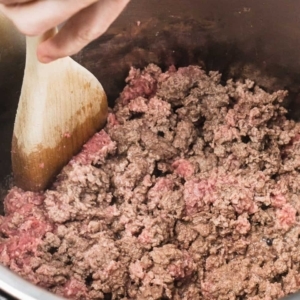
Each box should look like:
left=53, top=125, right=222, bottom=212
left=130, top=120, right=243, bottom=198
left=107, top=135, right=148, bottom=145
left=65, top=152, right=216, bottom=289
left=78, top=0, right=98, bottom=10
left=75, top=27, right=102, bottom=44
left=13, top=21, right=42, bottom=36
left=112, top=0, right=131, bottom=5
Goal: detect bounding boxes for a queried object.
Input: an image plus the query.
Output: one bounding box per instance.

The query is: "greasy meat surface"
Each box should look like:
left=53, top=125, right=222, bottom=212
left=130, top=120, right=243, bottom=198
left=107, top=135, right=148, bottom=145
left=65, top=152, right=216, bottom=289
left=1, top=64, right=300, bottom=299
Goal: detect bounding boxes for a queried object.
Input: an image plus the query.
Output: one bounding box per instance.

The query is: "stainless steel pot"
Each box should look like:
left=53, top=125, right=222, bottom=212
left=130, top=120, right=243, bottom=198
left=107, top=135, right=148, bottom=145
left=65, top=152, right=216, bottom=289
left=1, top=0, right=300, bottom=299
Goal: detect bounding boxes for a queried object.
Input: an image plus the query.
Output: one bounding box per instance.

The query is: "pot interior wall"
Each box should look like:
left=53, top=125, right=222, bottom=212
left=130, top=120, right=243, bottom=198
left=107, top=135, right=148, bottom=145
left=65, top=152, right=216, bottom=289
left=1, top=0, right=300, bottom=210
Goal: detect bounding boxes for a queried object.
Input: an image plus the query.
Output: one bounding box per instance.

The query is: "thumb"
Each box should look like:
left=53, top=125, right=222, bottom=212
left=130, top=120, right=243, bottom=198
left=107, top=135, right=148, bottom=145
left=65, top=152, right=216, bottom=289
left=37, top=0, right=130, bottom=63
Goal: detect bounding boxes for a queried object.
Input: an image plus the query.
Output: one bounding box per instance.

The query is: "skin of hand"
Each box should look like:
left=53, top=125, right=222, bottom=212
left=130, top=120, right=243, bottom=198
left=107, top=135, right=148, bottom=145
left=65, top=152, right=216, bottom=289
left=0, top=0, right=130, bottom=63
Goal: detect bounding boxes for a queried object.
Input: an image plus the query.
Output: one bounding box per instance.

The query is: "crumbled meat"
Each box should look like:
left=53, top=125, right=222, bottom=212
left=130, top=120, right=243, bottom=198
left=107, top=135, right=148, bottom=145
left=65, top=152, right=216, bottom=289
left=1, top=63, right=300, bottom=299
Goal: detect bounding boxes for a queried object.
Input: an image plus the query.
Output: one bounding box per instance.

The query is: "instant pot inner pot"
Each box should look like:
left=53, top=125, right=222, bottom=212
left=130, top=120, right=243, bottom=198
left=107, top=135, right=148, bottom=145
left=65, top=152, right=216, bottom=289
left=1, top=1, right=300, bottom=212
left=1, top=1, right=300, bottom=299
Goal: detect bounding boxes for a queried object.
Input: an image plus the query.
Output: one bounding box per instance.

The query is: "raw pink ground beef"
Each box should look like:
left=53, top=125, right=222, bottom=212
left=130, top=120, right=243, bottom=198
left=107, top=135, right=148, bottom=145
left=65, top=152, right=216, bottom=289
left=2, top=64, right=300, bottom=299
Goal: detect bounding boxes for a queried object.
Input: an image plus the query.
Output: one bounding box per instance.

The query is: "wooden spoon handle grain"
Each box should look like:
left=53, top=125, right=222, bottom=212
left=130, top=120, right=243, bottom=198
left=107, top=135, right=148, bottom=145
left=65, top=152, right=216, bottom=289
left=12, top=31, right=108, bottom=191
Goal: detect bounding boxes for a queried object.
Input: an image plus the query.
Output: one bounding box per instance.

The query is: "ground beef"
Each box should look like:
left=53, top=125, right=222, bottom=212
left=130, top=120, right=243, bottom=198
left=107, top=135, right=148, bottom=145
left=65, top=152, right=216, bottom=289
left=1, top=64, right=300, bottom=299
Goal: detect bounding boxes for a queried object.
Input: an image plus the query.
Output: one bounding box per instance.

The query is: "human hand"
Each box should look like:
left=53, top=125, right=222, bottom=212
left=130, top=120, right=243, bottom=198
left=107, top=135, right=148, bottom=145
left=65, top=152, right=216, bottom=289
left=0, top=0, right=130, bottom=63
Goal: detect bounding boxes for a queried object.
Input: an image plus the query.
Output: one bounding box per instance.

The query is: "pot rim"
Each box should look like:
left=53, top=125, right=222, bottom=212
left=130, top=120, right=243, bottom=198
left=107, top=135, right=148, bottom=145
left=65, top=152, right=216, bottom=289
left=0, top=264, right=65, bottom=300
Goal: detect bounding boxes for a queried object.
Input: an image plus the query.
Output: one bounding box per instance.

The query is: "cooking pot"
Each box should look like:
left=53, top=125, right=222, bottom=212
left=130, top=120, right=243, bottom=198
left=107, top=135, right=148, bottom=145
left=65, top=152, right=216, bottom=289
left=1, top=0, right=300, bottom=299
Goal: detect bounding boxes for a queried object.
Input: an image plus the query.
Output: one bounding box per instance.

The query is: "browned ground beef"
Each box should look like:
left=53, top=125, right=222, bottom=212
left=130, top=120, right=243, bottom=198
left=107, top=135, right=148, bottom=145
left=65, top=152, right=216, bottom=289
left=1, top=64, right=300, bottom=300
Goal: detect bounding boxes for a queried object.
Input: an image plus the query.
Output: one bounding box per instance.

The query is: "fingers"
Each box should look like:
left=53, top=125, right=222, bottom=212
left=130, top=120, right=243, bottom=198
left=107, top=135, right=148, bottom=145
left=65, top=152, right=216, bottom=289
left=37, top=0, right=130, bottom=63
left=0, top=0, right=130, bottom=63
left=0, top=0, right=98, bottom=36
left=0, top=0, right=31, bottom=5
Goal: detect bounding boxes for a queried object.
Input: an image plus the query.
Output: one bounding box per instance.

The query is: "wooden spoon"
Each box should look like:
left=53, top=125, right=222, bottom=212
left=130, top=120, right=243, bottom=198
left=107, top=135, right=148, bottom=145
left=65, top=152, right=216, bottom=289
left=11, top=29, right=108, bottom=192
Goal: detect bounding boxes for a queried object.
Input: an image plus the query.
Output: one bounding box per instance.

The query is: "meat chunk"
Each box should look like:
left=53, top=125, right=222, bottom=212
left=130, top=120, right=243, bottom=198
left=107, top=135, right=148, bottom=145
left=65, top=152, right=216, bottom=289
left=1, top=64, right=300, bottom=300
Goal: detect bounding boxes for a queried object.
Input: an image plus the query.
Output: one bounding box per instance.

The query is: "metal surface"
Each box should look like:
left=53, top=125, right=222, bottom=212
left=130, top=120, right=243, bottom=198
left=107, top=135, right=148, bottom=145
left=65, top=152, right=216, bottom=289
left=0, top=265, right=64, bottom=300
left=283, top=293, right=300, bottom=300
left=0, top=12, right=25, bottom=195
left=1, top=0, right=300, bottom=299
